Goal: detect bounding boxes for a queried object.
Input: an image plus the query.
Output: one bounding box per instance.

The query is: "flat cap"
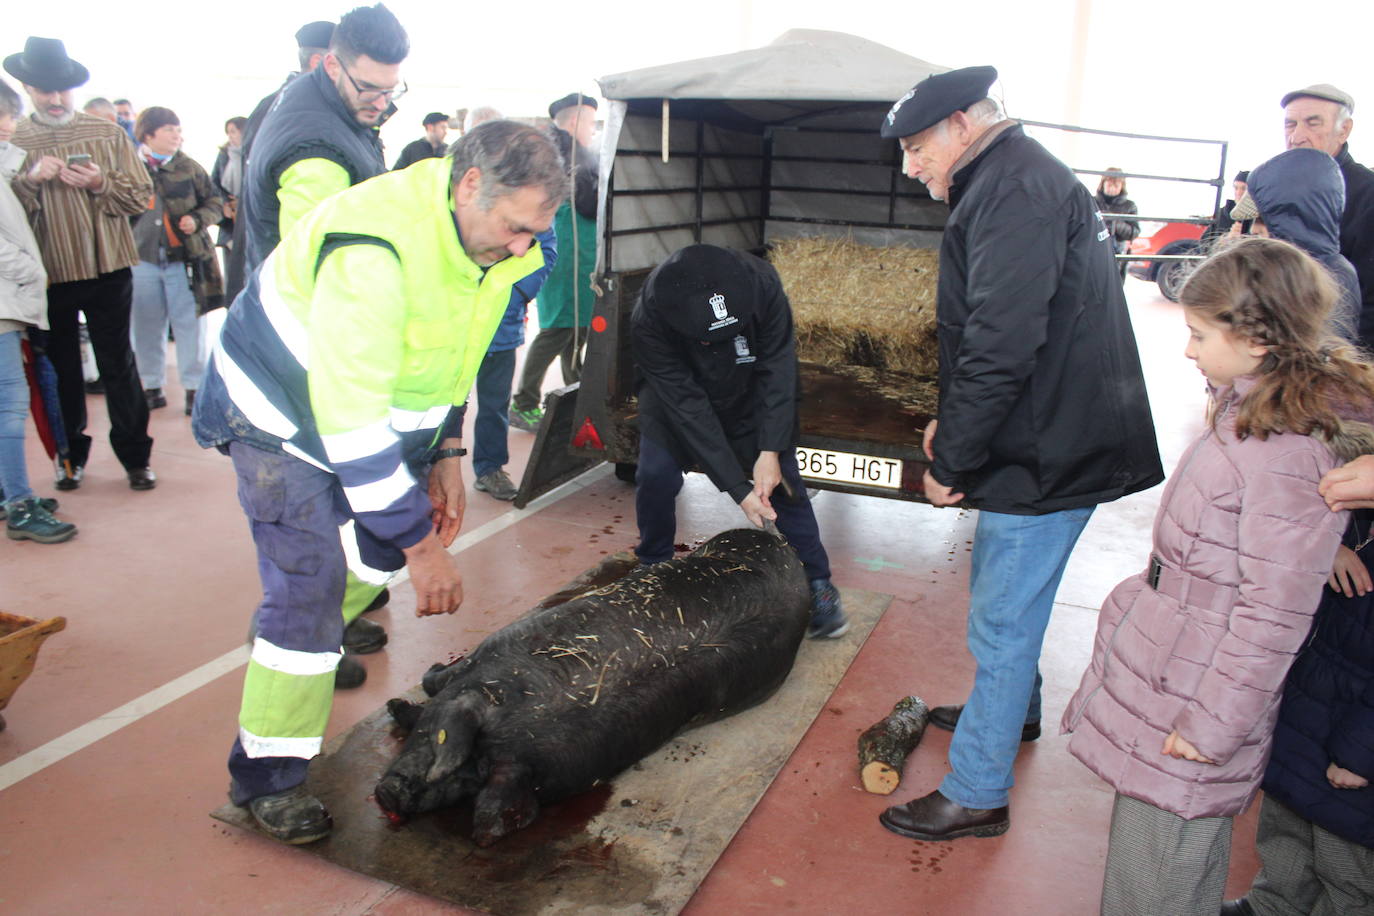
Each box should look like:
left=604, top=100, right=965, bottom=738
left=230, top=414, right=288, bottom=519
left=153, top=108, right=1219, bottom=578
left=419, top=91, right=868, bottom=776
left=295, top=21, right=335, bottom=49
left=548, top=92, right=597, bottom=120
left=422, top=111, right=449, bottom=126
left=881, top=65, right=998, bottom=139
left=1281, top=83, right=1354, bottom=112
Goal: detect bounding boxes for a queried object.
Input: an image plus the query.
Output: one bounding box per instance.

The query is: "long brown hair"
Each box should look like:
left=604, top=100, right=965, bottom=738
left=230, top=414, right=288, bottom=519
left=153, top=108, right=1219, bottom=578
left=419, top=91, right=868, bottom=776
left=1180, top=236, right=1374, bottom=459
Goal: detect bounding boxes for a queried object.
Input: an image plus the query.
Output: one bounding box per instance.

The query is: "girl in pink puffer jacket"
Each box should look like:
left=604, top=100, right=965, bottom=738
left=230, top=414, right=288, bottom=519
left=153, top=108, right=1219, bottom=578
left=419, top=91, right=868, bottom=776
left=1061, top=238, right=1374, bottom=916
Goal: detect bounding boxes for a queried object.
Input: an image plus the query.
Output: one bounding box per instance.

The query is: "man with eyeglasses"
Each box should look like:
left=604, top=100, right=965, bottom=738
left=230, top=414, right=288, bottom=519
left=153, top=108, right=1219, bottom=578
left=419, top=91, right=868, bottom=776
left=239, top=3, right=407, bottom=277
left=235, top=2, right=410, bottom=682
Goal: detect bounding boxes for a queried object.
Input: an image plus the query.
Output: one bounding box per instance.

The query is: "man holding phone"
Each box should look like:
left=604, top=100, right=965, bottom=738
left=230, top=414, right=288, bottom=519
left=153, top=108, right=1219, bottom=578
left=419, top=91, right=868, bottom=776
left=4, top=37, right=156, bottom=491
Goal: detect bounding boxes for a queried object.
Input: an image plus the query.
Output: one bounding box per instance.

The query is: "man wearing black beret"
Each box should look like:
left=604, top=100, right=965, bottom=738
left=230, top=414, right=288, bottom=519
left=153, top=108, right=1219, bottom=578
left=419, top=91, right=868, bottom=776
left=392, top=111, right=450, bottom=170
left=875, top=66, right=1163, bottom=841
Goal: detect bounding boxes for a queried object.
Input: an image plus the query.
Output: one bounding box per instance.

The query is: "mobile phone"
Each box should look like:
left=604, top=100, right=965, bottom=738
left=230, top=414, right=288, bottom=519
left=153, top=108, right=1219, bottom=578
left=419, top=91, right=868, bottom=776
left=66, top=153, right=92, bottom=167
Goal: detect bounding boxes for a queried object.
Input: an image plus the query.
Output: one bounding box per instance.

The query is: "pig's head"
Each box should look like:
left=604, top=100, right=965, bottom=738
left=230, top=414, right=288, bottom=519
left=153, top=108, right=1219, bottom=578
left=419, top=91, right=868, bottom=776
left=374, top=690, right=486, bottom=817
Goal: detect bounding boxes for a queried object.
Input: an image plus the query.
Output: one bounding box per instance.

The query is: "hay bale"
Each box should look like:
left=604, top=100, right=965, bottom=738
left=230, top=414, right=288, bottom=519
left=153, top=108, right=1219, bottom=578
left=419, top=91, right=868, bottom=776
left=770, top=237, right=940, bottom=376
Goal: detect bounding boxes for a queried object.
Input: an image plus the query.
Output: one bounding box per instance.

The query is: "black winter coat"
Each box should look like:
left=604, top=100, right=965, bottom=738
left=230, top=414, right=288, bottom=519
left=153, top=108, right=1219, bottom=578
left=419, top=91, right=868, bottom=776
left=631, top=248, right=800, bottom=503
left=1336, top=145, right=1374, bottom=346
left=239, top=64, right=387, bottom=275
left=1094, top=189, right=1139, bottom=244
left=932, top=124, right=1163, bottom=514
left=1262, top=527, right=1374, bottom=849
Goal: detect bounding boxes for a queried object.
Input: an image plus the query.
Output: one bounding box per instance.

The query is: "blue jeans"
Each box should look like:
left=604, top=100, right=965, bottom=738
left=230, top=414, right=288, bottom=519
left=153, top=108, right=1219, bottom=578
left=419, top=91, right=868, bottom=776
left=131, top=260, right=205, bottom=391
left=0, top=330, right=34, bottom=506
left=634, top=433, right=831, bottom=581
left=472, top=347, right=516, bottom=478
left=940, top=505, right=1095, bottom=810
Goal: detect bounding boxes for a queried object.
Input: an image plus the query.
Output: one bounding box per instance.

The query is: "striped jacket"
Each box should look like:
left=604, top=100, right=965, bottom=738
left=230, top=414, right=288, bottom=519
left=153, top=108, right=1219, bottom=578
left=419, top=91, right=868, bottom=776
left=11, top=112, right=150, bottom=284
left=193, top=158, right=551, bottom=548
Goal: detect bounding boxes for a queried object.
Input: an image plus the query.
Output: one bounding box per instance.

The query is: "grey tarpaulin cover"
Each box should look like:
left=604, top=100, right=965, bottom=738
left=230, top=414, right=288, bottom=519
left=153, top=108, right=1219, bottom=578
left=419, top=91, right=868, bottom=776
left=591, top=31, right=950, bottom=274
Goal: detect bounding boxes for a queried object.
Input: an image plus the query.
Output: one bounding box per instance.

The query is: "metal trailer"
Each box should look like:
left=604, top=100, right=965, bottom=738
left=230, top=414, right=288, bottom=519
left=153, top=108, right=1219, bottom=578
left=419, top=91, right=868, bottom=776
left=514, top=31, right=1228, bottom=508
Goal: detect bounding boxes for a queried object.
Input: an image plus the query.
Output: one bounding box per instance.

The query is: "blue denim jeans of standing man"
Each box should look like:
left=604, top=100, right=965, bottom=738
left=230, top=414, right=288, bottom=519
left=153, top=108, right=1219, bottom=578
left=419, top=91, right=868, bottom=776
left=939, top=505, right=1095, bottom=810
left=0, top=330, right=35, bottom=507
left=130, top=260, right=206, bottom=392
left=471, top=347, right=517, bottom=478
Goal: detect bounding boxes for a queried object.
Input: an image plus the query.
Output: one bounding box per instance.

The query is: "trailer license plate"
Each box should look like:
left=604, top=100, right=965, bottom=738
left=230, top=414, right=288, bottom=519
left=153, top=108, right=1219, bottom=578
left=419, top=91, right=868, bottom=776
left=795, top=447, right=901, bottom=490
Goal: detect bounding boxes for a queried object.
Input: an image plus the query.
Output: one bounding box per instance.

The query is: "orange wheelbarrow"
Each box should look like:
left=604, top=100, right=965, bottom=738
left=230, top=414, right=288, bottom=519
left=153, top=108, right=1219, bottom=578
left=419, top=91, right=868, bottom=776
left=0, top=611, right=66, bottom=733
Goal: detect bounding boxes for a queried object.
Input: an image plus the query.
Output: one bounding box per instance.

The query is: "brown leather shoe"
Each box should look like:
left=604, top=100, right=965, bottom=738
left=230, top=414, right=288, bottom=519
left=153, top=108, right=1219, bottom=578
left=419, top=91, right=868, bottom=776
left=929, top=703, right=1041, bottom=742
left=879, top=789, right=1009, bottom=841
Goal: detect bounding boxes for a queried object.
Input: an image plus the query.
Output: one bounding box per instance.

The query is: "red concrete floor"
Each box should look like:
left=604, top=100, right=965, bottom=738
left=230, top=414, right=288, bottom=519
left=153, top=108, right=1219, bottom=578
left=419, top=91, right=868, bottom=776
left=0, top=281, right=1263, bottom=915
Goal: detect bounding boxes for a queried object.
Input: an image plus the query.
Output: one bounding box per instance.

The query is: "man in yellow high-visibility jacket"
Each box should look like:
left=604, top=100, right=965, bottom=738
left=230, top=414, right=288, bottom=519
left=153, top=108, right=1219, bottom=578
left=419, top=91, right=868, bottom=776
left=192, top=121, right=565, bottom=844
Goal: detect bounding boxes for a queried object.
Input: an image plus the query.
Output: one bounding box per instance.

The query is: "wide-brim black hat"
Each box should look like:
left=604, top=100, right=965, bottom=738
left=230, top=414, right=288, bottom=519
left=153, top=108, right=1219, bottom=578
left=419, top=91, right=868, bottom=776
left=3, top=37, right=89, bottom=92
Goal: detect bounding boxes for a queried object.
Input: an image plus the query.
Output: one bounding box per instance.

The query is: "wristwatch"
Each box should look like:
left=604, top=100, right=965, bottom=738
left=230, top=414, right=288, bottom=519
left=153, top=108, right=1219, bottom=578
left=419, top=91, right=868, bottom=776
left=430, top=447, right=467, bottom=462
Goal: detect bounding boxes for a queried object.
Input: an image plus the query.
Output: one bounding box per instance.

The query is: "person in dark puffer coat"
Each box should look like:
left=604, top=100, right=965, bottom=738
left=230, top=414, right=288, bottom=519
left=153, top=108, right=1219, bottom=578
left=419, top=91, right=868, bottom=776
left=1223, top=534, right=1374, bottom=914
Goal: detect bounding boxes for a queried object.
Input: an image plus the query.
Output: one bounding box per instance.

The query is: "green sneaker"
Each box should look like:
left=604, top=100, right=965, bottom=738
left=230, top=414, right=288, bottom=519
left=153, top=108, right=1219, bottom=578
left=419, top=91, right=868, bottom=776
left=508, top=406, right=543, bottom=432
left=6, top=498, right=77, bottom=544
left=0, top=495, right=57, bottom=521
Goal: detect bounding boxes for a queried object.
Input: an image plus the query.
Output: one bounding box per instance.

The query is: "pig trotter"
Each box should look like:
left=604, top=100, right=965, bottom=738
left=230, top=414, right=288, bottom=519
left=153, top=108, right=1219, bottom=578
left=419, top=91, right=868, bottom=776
left=472, top=761, right=539, bottom=847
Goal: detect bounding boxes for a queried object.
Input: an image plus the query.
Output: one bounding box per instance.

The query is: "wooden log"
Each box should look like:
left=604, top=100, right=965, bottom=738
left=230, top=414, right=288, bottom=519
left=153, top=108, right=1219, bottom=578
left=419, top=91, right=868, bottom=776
left=857, top=695, right=930, bottom=795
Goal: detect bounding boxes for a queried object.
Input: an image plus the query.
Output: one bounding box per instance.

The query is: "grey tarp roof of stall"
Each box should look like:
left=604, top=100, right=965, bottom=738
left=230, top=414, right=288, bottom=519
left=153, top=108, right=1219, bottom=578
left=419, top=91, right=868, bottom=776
left=596, top=29, right=948, bottom=103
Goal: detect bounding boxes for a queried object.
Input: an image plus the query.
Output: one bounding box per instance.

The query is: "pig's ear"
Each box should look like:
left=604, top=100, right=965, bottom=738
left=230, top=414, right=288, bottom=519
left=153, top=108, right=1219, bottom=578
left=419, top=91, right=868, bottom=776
left=471, top=761, right=538, bottom=846
left=421, top=658, right=468, bottom=696
left=386, top=698, right=425, bottom=731
left=424, top=691, right=484, bottom=784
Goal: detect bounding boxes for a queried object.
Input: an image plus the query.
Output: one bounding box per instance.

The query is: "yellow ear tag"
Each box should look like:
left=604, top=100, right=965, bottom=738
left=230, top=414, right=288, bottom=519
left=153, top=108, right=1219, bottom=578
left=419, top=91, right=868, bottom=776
left=437, top=729, right=447, bottom=745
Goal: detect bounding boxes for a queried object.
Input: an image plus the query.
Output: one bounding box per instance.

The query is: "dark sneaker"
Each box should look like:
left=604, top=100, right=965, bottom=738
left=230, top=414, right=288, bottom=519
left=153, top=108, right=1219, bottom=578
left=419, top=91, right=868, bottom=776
left=0, top=495, right=57, bottom=520
left=808, top=578, right=849, bottom=638
left=184, top=389, right=196, bottom=416
left=245, top=785, right=333, bottom=845
left=335, top=655, right=367, bottom=689
left=342, top=616, right=388, bottom=654
left=508, top=406, right=543, bottom=432
left=474, top=469, right=518, bottom=501
left=929, top=703, right=1041, bottom=742
left=55, top=466, right=83, bottom=491
left=6, top=498, right=77, bottom=544
left=128, top=467, right=157, bottom=490
left=363, top=587, right=390, bottom=614
left=144, top=387, right=167, bottom=410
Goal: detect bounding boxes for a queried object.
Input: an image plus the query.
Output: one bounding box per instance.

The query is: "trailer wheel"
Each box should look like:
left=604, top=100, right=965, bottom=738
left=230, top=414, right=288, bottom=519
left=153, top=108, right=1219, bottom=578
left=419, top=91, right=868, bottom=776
left=614, top=462, right=638, bottom=484
left=1155, top=241, right=1201, bottom=302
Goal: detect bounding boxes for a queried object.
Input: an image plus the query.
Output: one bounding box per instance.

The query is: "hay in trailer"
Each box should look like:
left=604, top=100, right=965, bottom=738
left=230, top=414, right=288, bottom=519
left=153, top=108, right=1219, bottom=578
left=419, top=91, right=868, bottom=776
left=769, top=237, right=940, bottom=376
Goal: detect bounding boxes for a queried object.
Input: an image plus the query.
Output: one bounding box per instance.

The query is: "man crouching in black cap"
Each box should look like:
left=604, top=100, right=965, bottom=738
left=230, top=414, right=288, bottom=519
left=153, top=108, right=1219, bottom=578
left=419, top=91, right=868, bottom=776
left=630, top=243, right=847, bottom=638
left=874, top=67, right=1163, bottom=842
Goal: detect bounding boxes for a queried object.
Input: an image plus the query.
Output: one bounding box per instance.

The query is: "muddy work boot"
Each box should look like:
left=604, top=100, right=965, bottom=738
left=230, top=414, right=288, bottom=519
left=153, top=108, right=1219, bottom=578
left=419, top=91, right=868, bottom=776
left=474, top=469, right=518, bottom=501
left=245, top=785, right=333, bottom=844
left=807, top=578, right=849, bottom=639
left=335, top=655, right=367, bottom=689
left=342, top=616, right=388, bottom=654
left=6, top=498, right=77, bottom=544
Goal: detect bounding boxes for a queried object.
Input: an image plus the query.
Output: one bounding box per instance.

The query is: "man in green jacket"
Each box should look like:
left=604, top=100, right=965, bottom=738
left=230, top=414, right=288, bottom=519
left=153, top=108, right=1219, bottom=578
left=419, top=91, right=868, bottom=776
left=192, top=121, right=566, bottom=844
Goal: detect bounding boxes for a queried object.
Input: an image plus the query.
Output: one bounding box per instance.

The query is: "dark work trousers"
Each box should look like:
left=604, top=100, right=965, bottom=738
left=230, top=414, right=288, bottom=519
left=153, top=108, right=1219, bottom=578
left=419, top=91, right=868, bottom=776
left=473, top=347, right=516, bottom=477
left=45, top=269, right=153, bottom=471
left=511, top=327, right=583, bottom=413
left=225, top=440, right=406, bottom=804
left=634, top=432, right=831, bottom=581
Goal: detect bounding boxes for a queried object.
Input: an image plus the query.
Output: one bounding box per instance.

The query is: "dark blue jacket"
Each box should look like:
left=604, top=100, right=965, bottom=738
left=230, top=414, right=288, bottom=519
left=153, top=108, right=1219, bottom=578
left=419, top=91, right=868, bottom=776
left=1262, top=529, right=1374, bottom=848
left=1246, top=147, right=1362, bottom=336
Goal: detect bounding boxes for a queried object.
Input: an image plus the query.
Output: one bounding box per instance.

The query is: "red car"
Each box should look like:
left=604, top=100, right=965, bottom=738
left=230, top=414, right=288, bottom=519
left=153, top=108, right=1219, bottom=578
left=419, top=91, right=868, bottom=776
left=1126, top=221, right=1206, bottom=300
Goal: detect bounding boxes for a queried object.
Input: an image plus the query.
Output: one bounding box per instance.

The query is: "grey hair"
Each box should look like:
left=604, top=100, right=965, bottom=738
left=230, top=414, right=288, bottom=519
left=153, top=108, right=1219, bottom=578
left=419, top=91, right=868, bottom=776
left=1335, top=103, right=1353, bottom=132
left=0, top=78, right=21, bottom=119
left=83, top=97, right=115, bottom=116
left=450, top=120, right=568, bottom=211
left=464, top=106, right=503, bottom=132
left=964, top=97, right=1004, bottom=126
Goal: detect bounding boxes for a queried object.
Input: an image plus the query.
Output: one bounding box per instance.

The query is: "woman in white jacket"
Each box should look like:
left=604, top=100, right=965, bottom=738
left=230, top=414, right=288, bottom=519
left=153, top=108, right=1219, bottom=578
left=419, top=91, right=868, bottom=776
left=0, top=78, right=74, bottom=543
